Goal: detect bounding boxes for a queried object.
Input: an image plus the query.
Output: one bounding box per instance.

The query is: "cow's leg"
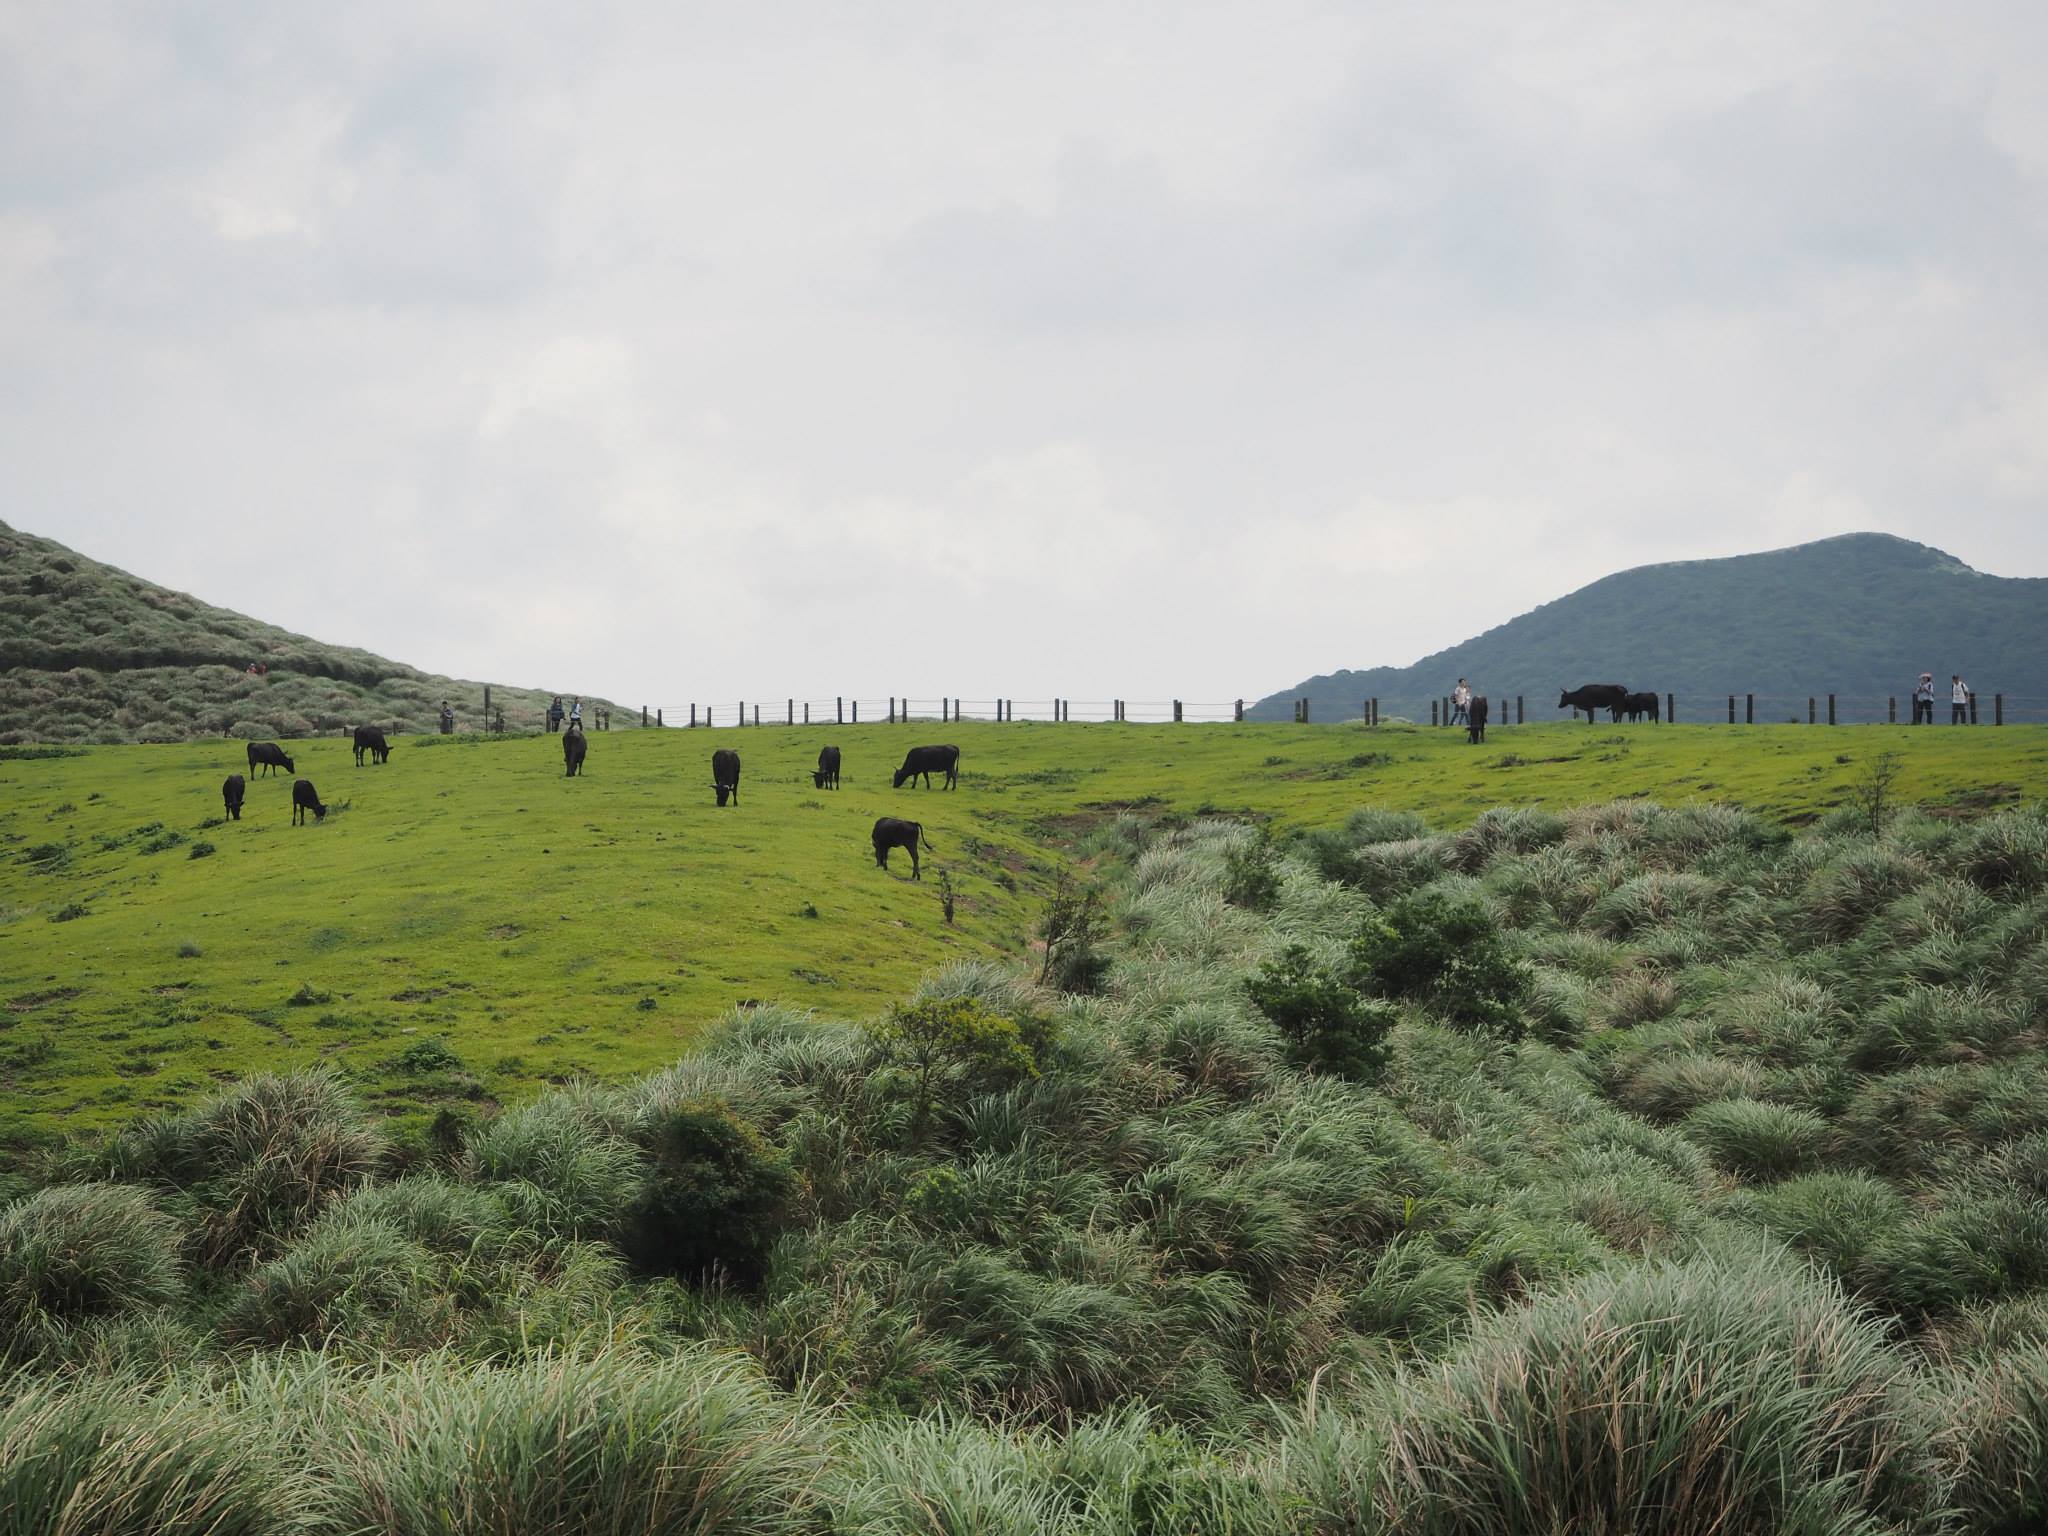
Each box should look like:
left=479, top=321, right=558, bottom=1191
left=909, top=841, right=920, bottom=880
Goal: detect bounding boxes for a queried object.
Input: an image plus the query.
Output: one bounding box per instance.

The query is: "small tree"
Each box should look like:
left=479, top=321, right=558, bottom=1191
left=1244, top=945, right=1395, bottom=1083
left=870, top=998, right=1037, bottom=1142
left=1848, top=749, right=1905, bottom=838
left=621, top=1098, right=797, bottom=1288
left=1223, top=839, right=1281, bottom=912
left=937, top=869, right=956, bottom=925
left=1038, top=871, right=1110, bottom=994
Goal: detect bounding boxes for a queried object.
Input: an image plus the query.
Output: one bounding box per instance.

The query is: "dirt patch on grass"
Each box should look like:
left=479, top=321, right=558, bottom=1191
left=7, top=987, right=82, bottom=1012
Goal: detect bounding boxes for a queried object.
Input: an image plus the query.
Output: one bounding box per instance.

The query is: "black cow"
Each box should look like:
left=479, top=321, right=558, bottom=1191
left=352, top=726, right=390, bottom=766
left=712, top=748, right=741, bottom=807
left=813, top=745, right=841, bottom=790
left=872, top=816, right=932, bottom=879
left=563, top=725, right=587, bottom=777
left=248, top=741, right=294, bottom=777
left=222, top=774, right=245, bottom=820
left=1466, top=695, right=1490, bottom=745
left=1558, top=684, right=1629, bottom=724
left=291, top=779, right=327, bottom=825
left=893, top=744, right=960, bottom=790
left=1623, top=691, right=1661, bottom=723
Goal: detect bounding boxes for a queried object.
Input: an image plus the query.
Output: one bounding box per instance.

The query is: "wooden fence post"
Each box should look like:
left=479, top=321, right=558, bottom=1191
left=1666, top=692, right=1675, bottom=723
left=1235, top=699, right=1244, bottom=722
left=1996, top=693, right=2004, bottom=726
left=1174, top=700, right=1183, bottom=723
left=1828, top=694, right=1836, bottom=726
left=1808, top=697, right=1816, bottom=725
left=657, top=708, right=664, bottom=727
left=1889, top=697, right=1896, bottom=724
left=804, top=703, right=810, bottom=724
left=888, top=699, right=895, bottom=724
left=837, top=696, right=844, bottom=725
left=1431, top=700, right=1439, bottom=728
left=642, top=705, right=649, bottom=727
left=1746, top=694, right=1754, bottom=725
left=1728, top=695, right=1735, bottom=724
left=689, top=704, right=696, bottom=728
left=852, top=701, right=858, bottom=723
left=786, top=699, right=793, bottom=726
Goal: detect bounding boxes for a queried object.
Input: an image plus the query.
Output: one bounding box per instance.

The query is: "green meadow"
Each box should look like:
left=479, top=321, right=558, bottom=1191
left=3, top=719, right=2042, bottom=1146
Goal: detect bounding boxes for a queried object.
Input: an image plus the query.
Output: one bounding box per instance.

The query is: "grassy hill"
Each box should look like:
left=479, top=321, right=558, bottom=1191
left=1253, top=532, right=2048, bottom=725
left=3, top=722, right=2048, bottom=1529
left=0, top=520, right=630, bottom=742
left=4, top=717, right=2042, bottom=1146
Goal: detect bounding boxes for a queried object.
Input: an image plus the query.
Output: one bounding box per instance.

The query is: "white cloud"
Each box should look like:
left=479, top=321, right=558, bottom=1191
left=3, top=0, right=2046, bottom=706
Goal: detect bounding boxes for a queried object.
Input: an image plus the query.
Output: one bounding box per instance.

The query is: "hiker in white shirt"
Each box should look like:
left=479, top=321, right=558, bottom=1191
left=1951, top=675, right=1971, bottom=726
left=1451, top=679, right=1472, bottom=727
left=1913, top=674, right=1934, bottom=726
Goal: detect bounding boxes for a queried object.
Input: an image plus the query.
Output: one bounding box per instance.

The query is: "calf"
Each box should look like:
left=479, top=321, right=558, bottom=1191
left=1557, top=684, right=1629, bottom=724
left=291, top=779, right=327, bottom=825
left=813, top=745, right=841, bottom=790
left=247, top=741, right=294, bottom=777
left=712, top=748, right=741, bottom=807
left=1466, top=695, right=1490, bottom=745
left=1623, top=691, right=1661, bottom=723
left=222, top=774, right=245, bottom=820
left=872, top=816, right=932, bottom=879
left=352, top=726, right=390, bottom=766
left=563, top=725, right=587, bottom=777
left=893, top=743, right=960, bottom=790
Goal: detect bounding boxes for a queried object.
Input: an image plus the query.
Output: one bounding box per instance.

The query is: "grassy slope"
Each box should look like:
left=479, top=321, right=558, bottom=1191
left=0, top=519, right=630, bottom=742
left=1255, top=531, right=2048, bottom=724
left=3, top=719, right=2043, bottom=1143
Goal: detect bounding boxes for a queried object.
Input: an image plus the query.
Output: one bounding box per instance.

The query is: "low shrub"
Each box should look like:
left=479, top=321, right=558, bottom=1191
left=620, top=1098, right=798, bottom=1287
left=1352, top=890, right=1530, bottom=1038
left=1680, top=1098, right=1827, bottom=1181
left=1243, top=945, right=1395, bottom=1083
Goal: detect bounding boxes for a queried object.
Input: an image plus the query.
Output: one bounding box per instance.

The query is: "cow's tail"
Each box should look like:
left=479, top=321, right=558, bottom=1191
left=919, top=825, right=933, bottom=851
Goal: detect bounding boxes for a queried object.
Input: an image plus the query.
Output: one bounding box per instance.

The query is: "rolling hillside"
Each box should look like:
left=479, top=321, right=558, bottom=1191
left=0, top=520, right=629, bottom=743
left=1252, top=532, right=2048, bottom=724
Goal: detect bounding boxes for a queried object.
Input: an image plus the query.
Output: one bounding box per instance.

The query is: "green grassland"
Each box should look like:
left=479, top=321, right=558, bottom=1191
left=3, top=719, right=2042, bottom=1146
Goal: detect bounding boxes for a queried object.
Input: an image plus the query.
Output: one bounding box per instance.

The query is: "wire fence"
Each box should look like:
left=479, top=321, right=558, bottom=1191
left=616, top=692, right=2048, bottom=729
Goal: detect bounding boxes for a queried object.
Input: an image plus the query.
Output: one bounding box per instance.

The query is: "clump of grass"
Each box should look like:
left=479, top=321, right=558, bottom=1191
left=0, top=1184, right=183, bottom=1349
left=1681, top=1098, right=1827, bottom=1181
left=106, top=1070, right=386, bottom=1267
left=313, top=1347, right=824, bottom=1534
left=176, top=940, right=202, bottom=958
left=48, top=901, right=89, bottom=923
left=186, top=840, right=215, bottom=860
left=1364, top=1250, right=1940, bottom=1535
left=464, top=1093, right=644, bottom=1241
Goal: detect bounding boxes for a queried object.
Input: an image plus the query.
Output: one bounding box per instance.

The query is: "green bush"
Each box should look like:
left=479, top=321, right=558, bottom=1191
left=869, top=998, right=1037, bottom=1143
left=464, top=1095, right=643, bottom=1241
left=220, top=1217, right=444, bottom=1350
left=620, top=1099, right=798, bottom=1287
left=1352, top=890, right=1530, bottom=1038
left=1243, top=945, right=1395, bottom=1083
left=0, top=1185, right=182, bottom=1348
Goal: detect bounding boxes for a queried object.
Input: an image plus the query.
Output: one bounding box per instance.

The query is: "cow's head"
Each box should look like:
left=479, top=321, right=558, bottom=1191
left=1556, top=692, right=1570, bottom=709
left=813, top=770, right=828, bottom=788
left=892, top=766, right=910, bottom=788
left=714, top=783, right=731, bottom=807
left=281, top=753, right=296, bottom=774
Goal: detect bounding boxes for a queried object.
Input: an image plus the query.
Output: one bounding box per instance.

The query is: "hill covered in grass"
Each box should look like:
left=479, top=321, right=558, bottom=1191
left=0, top=520, right=630, bottom=742
left=1253, top=532, right=2048, bottom=725
left=3, top=718, right=2042, bottom=1146
left=5, top=773, right=2048, bottom=1529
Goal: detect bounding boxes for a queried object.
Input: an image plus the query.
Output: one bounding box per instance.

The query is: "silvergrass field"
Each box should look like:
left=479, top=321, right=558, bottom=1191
left=3, top=719, right=2048, bottom=1533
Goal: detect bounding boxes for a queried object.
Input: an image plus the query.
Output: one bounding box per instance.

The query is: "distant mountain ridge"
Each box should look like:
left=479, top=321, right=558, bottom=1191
left=0, top=520, right=628, bottom=743
left=1251, top=533, right=2048, bottom=724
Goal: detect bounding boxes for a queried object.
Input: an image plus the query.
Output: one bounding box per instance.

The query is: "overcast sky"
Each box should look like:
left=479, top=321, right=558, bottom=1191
left=4, top=1, right=2045, bottom=710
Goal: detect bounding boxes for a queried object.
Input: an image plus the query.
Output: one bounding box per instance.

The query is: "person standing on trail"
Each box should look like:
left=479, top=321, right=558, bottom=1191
left=548, top=697, right=564, bottom=733
left=439, top=700, right=455, bottom=735
left=1913, top=674, right=1934, bottom=725
left=570, top=697, right=583, bottom=730
left=1451, top=679, right=1471, bottom=727
left=1951, top=675, right=1972, bottom=725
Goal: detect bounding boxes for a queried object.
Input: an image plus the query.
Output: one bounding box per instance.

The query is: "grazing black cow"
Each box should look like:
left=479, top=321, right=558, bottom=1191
left=813, top=745, right=841, bottom=790
left=872, top=816, right=932, bottom=879
left=1466, top=695, right=1490, bottom=745
left=291, top=779, right=327, bottom=825
left=352, top=726, right=390, bottom=766
left=712, top=748, right=741, bottom=807
left=247, top=741, right=294, bottom=777
left=1623, top=691, right=1661, bottom=723
left=563, top=725, right=587, bottom=777
left=1557, top=684, right=1629, bottom=724
left=222, top=774, right=245, bottom=820
left=893, top=744, right=960, bottom=790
